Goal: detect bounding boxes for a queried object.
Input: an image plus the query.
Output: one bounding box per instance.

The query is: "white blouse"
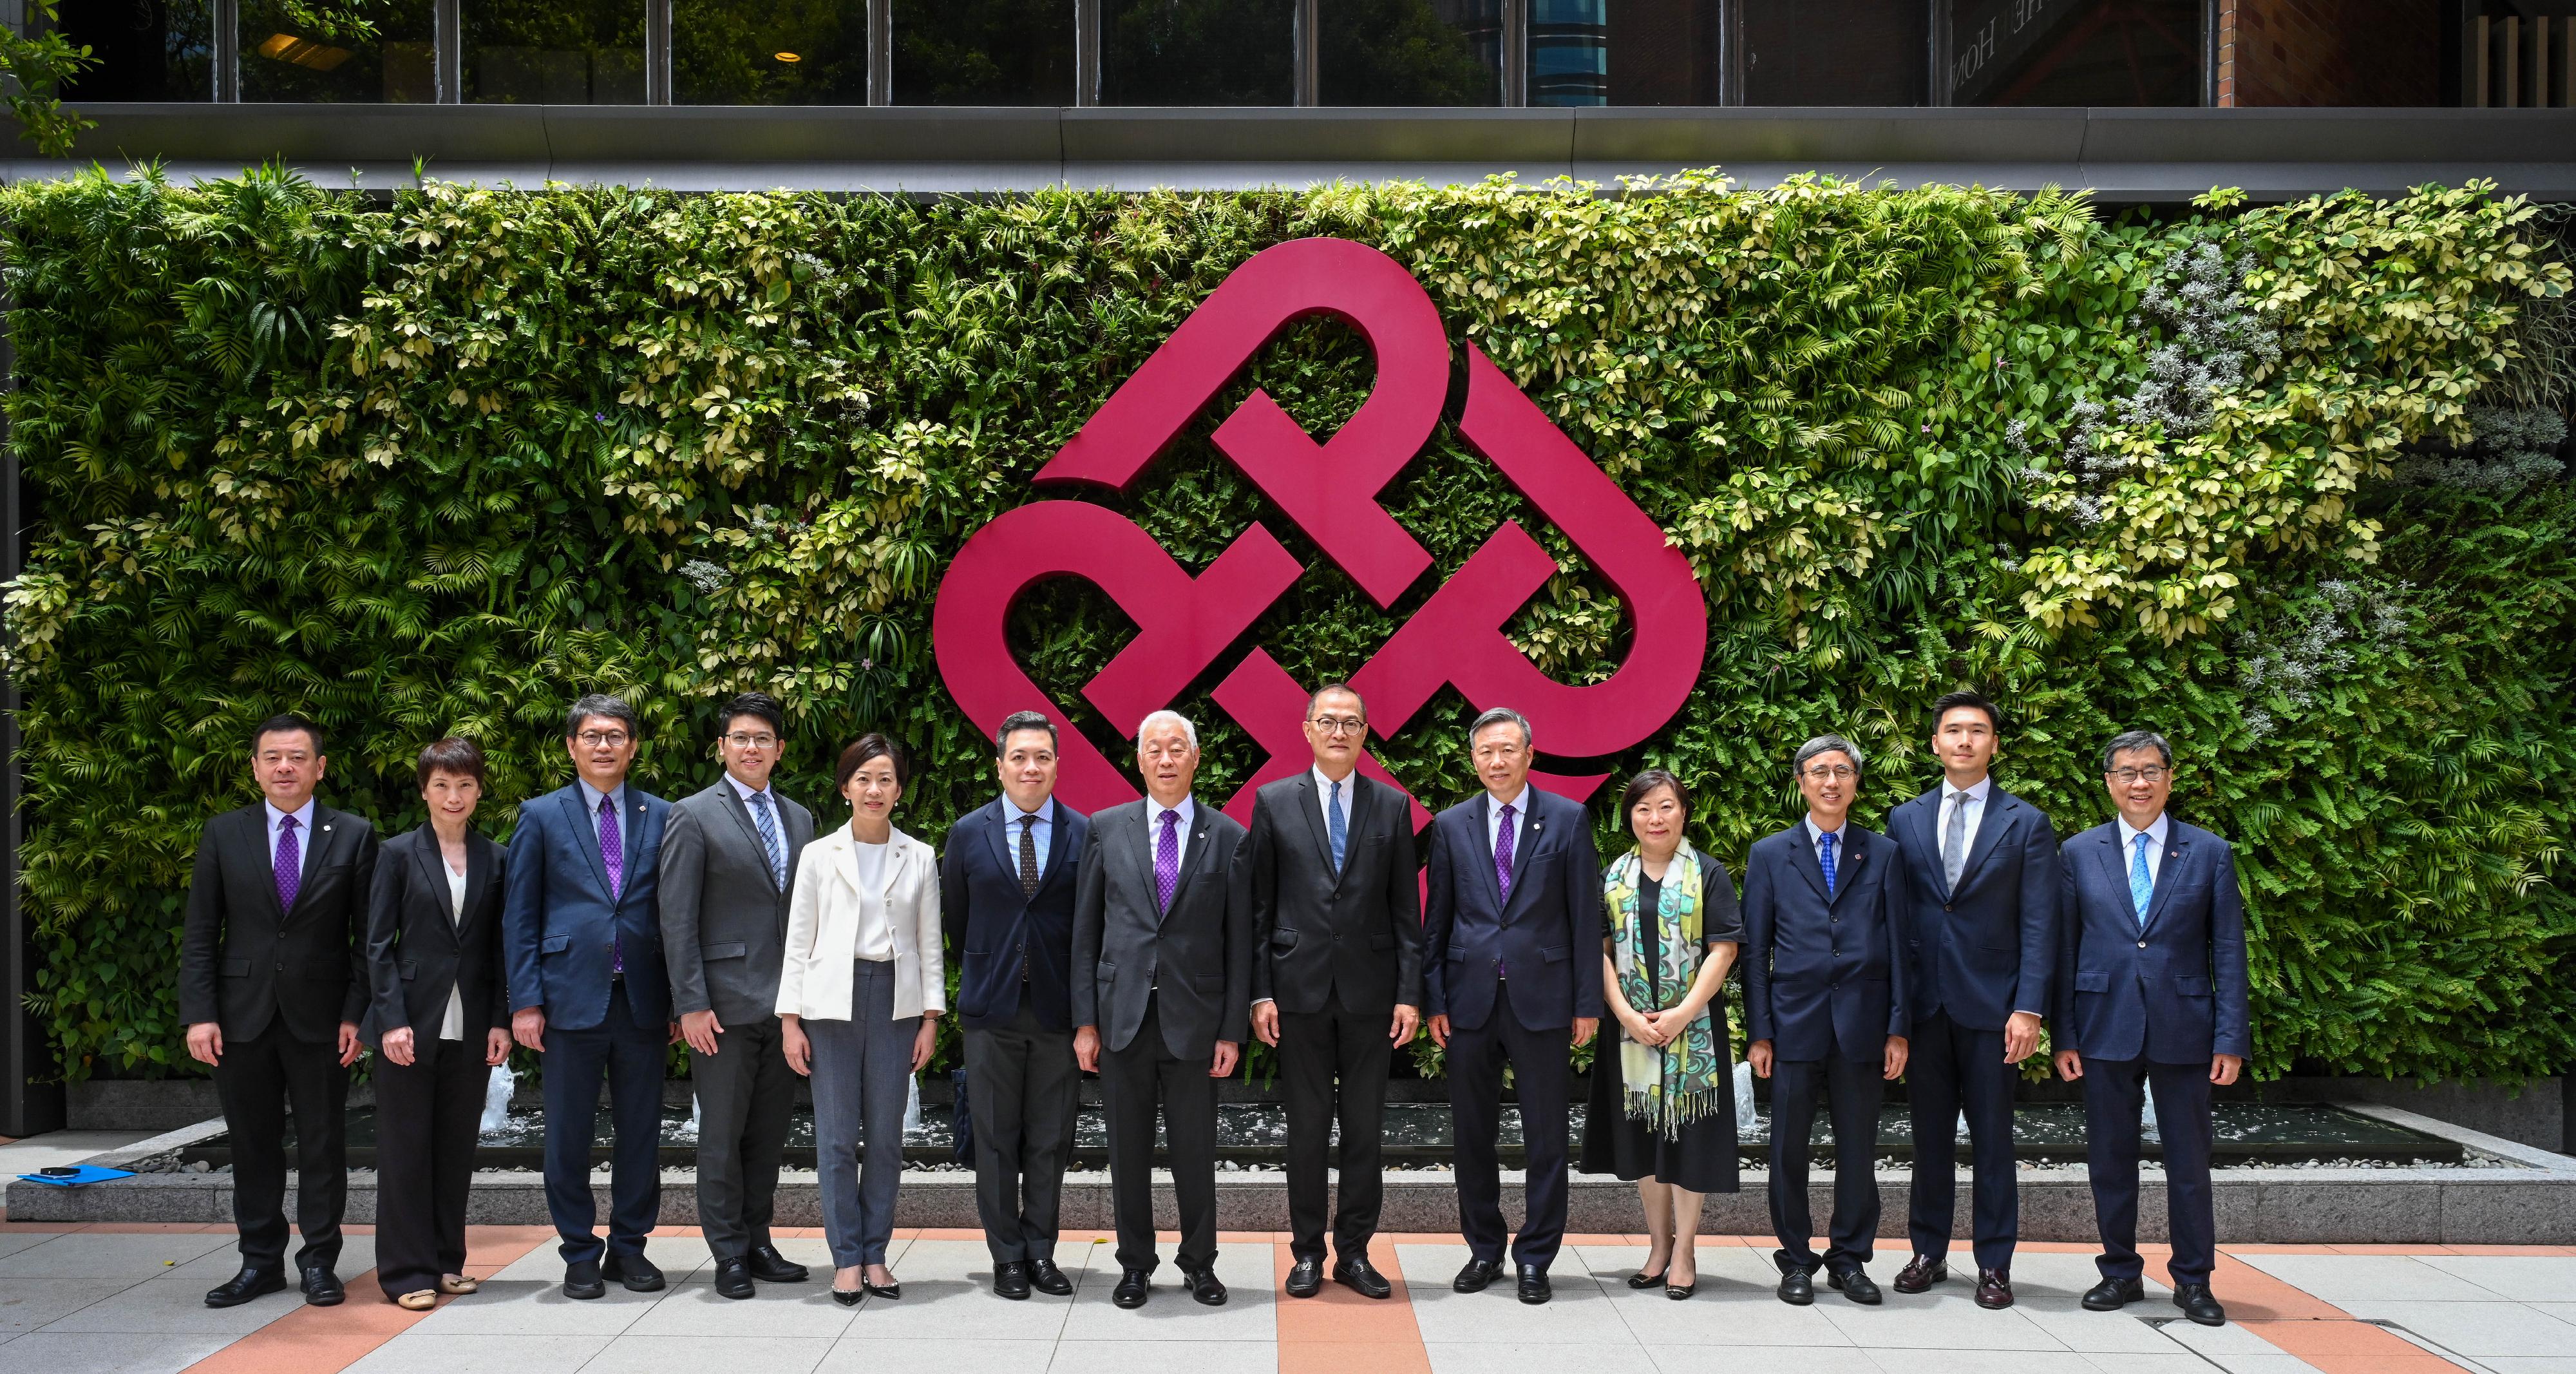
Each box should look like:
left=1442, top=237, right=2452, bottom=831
left=439, top=861, right=467, bottom=1041
left=851, top=839, right=894, bottom=961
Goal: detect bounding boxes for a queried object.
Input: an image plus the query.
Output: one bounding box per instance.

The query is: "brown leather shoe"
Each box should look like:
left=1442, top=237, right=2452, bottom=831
left=1893, top=1255, right=1948, bottom=1293
left=1975, top=1268, right=2014, bottom=1310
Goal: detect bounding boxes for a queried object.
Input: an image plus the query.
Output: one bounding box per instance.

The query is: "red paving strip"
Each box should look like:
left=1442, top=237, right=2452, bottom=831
left=1274, top=1239, right=1433, bottom=1374
left=176, top=1225, right=556, bottom=1374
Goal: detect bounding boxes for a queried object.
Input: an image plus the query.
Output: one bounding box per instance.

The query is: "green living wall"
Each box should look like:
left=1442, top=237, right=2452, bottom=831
left=3, top=168, right=2571, bottom=1085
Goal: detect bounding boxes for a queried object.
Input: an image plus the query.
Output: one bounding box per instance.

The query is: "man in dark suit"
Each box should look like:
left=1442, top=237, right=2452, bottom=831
left=1423, top=706, right=1600, bottom=1306
left=1885, top=691, right=2058, bottom=1308
left=1072, top=709, right=1251, bottom=1311
left=658, top=691, right=815, bottom=1299
left=178, top=713, right=379, bottom=1309
left=1743, top=733, right=1911, bottom=1308
left=942, top=709, right=1092, bottom=1300
left=2054, top=729, right=2250, bottom=1328
left=504, top=692, right=677, bottom=1300
left=1246, top=682, right=1421, bottom=1301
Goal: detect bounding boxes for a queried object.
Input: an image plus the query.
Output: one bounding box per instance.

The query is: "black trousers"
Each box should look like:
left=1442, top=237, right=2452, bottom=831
left=688, top=1014, right=797, bottom=1260
left=1278, top=995, right=1394, bottom=1263
left=965, top=1003, right=1081, bottom=1264
left=540, top=984, right=666, bottom=1266
left=1906, top=1011, right=2020, bottom=1273
left=1768, top=1051, right=1882, bottom=1273
left=1101, top=996, right=1218, bottom=1274
left=213, top=1020, right=348, bottom=1273
left=1445, top=980, right=1571, bottom=1270
left=2083, top=1055, right=2217, bottom=1286
left=373, top=1033, right=488, bottom=1297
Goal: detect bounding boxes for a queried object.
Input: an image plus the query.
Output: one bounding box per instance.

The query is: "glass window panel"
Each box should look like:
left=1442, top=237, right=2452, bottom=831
left=1586, top=0, right=1722, bottom=105
left=1949, top=0, right=2202, bottom=106
left=1744, top=0, right=1928, bottom=104
left=241, top=0, right=437, bottom=103
left=57, top=0, right=213, bottom=101
left=1102, top=0, right=1293, bottom=106
left=676, top=0, right=869, bottom=104
left=892, top=0, right=1074, bottom=105
left=1530, top=0, right=1606, bottom=105
left=464, top=0, right=648, bottom=104
left=1321, top=0, right=1501, bottom=106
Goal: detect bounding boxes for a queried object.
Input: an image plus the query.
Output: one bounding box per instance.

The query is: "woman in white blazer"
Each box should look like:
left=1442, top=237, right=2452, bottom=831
left=778, top=733, right=943, bottom=1304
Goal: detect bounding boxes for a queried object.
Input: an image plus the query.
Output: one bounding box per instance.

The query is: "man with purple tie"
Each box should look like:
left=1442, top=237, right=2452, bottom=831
left=502, top=694, right=677, bottom=1300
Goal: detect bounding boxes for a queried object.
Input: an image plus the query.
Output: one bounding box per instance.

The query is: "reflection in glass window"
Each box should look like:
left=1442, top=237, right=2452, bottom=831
left=1949, top=0, right=2202, bottom=106
left=465, top=0, right=648, bottom=104
left=1321, top=0, right=1501, bottom=106
left=1530, top=0, right=1606, bottom=105
left=1591, top=0, right=1722, bottom=105
left=676, top=0, right=869, bottom=104
left=57, top=0, right=213, bottom=101
left=892, top=0, right=1074, bottom=104
left=242, top=0, right=437, bottom=103
left=1102, top=0, right=1293, bottom=105
left=1745, top=0, right=1927, bottom=104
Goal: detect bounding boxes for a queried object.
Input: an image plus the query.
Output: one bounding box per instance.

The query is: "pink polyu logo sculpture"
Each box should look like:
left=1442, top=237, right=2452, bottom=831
left=931, top=237, right=1709, bottom=826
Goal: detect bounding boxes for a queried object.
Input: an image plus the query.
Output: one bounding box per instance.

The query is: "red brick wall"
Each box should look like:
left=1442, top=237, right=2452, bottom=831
left=2218, top=0, right=2441, bottom=106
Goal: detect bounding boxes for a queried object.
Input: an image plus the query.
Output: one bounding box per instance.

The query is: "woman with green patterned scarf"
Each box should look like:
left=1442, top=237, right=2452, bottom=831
left=1579, top=768, right=1744, bottom=1301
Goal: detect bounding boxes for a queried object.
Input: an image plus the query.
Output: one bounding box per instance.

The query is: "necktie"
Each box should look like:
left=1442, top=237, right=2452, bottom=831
left=601, top=796, right=625, bottom=974
left=1327, top=779, right=1347, bottom=873
left=1494, top=801, right=1517, bottom=902
left=1155, top=810, right=1180, bottom=913
left=1820, top=830, right=1838, bottom=896
left=1942, top=790, right=1971, bottom=893
left=749, top=790, right=786, bottom=890
left=2130, top=832, right=2154, bottom=926
left=1019, top=814, right=1041, bottom=897
left=274, top=815, right=301, bottom=911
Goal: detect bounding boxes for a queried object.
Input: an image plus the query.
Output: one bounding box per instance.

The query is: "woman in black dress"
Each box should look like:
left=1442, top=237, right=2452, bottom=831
left=1581, top=768, right=1743, bottom=1299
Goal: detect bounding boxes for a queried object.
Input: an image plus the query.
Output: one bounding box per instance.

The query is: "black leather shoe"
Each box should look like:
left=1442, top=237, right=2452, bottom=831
left=562, top=1260, right=607, bottom=1301
left=1828, top=1266, right=1882, bottom=1305
left=1028, top=1259, right=1073, bottom=1296
left=1454, top=1258, right=1502, bottom=1293
left=1516, top=1265, right=1551, bottom=1305
left=831, top=1286, right=863, bottom=1306
left=861, top=1273, right=902, bottom=1300
left=1113, top=1268, right=1151, bottom=1308
left=1777, top=1268, right=1815, bottom=1305
left=2082, top=1275, right=2146, bottom=1311
left=1333, top=1257, right=1392, bottom=1300
left=713, top=1257, right=755, bottom=1301
left=746, top=1245, right=810, bottom=1283
left=204, top=1267, right=285, bottom=1309
left=2172, top=1283, right=2227, bottom=1326
left=1976, top=1268, right=2014, bottom=1310
left=1894, top=1255, right=1948, bottom=1293
left=1625, top=1266, right=1669, bottom=1289
left=299, top=1265, right=345, bottom=1306
left=1285, top=1256, right=1324, bottom=1298
left=603, top=1252, right=665, bottom=1293
left=1181, top=1264, right=1227, bottom=1306
left=995, top=1261, right=1032, bottom=1301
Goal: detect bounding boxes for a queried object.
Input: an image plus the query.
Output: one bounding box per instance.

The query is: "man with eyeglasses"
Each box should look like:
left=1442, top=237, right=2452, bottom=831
left=658, top=691, right=816, bottom=1299
left=1245, top=683, right=1422, bottom=1301
left=2053, top=730, right=2249, bottom=1327
left=503, top=692, right=679, bottom=1301
left=1742, top=734, right=1911, bottom=1308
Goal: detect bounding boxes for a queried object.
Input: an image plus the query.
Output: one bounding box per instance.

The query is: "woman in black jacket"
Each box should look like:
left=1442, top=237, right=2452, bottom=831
left=363, top=737, right=509, bottom=1308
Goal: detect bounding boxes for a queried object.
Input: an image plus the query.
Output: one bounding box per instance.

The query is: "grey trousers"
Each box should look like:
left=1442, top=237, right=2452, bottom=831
left=806, top=960, right=918, bottom=1268
left=688, top=1013, right=797, bottom=1260
left=964, top=1002, right=1081, bottom=1264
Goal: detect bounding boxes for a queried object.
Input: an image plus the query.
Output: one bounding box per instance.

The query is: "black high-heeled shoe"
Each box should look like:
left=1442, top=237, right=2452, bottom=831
left=831, top=1286, right=863, bottom=1306
left=1665, top=1271, right=1698, bottom=1301
left=861, top=1275, right=901, bottom=1299
left=1625, top=1268, right=1669, bottom=1289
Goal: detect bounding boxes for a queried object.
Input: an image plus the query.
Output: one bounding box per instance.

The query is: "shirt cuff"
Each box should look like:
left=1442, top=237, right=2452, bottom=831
left=1252, top=997, right=1275, bottom=1007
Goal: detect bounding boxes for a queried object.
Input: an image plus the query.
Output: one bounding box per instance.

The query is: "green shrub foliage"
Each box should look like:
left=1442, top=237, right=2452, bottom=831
left=4, top=167, right=2570, bottom=1085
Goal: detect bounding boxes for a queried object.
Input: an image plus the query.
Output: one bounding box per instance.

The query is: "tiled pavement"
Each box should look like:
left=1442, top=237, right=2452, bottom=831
left=1, top=1221, right=2571, bottom=1374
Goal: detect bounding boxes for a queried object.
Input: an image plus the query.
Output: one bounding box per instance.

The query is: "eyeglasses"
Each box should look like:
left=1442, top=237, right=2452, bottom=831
left=1308, top=716, right=1366, bottom=736
left=1800, top=765, right=1856, bottom=781
left=576, top=731, right=632, bottom=748
left=2109, top=767, right=2170, bottom=784
left=723, top=732, right=779, bottom=749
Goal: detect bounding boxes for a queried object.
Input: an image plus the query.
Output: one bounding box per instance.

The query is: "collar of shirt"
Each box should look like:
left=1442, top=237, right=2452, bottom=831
left=2117, top=812, right=2170, bottom=852
left=1944, top=774, right=1994, bottom=806
left=1007, top=796, right=1056, bottom=830
left=1146, top=794, right=1195, bottom=836
left=1485, top=785, right=1531, bottom=849
left=578, top=778, right=625, bottom=821
left=724, top=771, right=775, bottom=808
left=1804, top=814, right=1848, bottom=852
left=264, top=797, right=317, bottom=835
left=1314, top=765, right=1356, bottom=810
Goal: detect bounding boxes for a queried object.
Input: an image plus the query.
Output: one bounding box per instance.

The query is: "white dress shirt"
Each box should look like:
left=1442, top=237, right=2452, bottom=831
left=850, top=837, right=895, bottom=960
left=1937, top=774, right=1994, bottom=859
left=2117, top=812, right=2171, bottom=888
left=1484, top=785, right=1531, bottom=864
left=1146, top=794, right=1197, bottom=871
left=263, top=798, right=317, bottom=877
left=1314, top=766, right=1355, bottom=839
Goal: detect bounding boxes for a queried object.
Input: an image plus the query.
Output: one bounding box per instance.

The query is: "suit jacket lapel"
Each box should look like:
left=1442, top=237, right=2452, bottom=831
left=408, top=827, right=456, bottom=942
left=238, top=809, right=288, bottom=922
left=715, top=784, right=779, bottom=893
left=562, top=788, right=617, bottom=906
left=1788, top=824, right=1831, bottom=904
left=2141, top=830, right=2189, bottom=933
left=1164, top=811, right=1220, bottom=924
left=1827, top=832, right=1864, bottom=906
left=1293, top=773, right=1340, bottom=886
left=2091, top=826, right=2132, bottom=921
left=1472, top=794, right=1508, bottom=915
left=1953, top=794, right=2015, bottom=897
left=1126, top=808, right=1161, bottom=922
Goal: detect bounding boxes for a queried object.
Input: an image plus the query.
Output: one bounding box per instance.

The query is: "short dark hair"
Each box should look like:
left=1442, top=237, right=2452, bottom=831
left=1932, top=689, right=2001, bottom=732
left=1306, top=682, right=1366, bottom=718
left=837, top=733, right=911, bottom=793
left=717, top=691, right=784, bottom=739
left=565, top=692, right=639, bottom=739
left=252, top=713, right=324, bottom=756
left=994, top=709, right=1057, bottom=758
left=2101, top=729, right=2174, bottom=772
left=415, top=736, right=488, bottom=790
left=1620, top=767, right=1690, bottom=820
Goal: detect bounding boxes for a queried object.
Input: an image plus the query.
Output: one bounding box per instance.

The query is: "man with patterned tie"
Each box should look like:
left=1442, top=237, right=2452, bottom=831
left=2053, top=730, right=2249, bottom=1327
left=1742, top=734, right=1911, bottom=1307
left=1421, top=707, right=1602, bottom=1306
left=658, top=691, right=816, bottom=1299
left=1072, top=710, right=1252, bottom=1310
left=178, top=714, right=379, bottom=1309
left=502, top=693, right=677, bottom=1300
left=942, top=710, right=1092, bottom=1299
left=1884, top=691, right=2060, bottom=1308
left=1245, top=683, right=1423, bottom=1301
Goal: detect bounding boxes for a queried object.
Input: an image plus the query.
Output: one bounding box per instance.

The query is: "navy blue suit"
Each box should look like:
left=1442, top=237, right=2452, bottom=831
left=1422, top=787, right=1602, bottom=1270
left=1741, top=819, right=1910, bottom=1274
left=502, top=781, right=672, bottom=1266
left=2054, top=816, right=2251, bottom=1288
left=1887, top=783, right=2058, bottom=1274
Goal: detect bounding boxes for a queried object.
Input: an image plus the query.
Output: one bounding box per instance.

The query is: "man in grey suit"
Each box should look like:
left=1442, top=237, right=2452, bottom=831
left=659, top=691, right=817, bottom=1299
left=1073, top=709, right=1253, bottom=1312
